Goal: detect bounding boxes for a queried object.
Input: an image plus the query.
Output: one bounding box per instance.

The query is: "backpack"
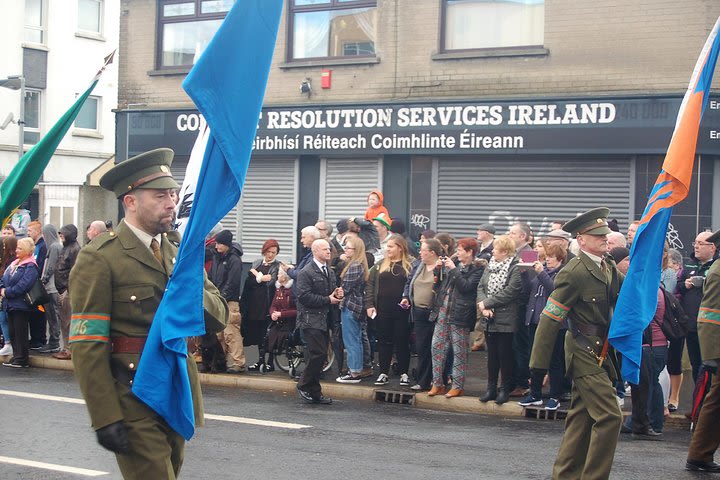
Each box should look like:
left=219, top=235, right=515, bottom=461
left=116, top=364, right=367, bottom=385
left=660, top=287, right=690, bottom=340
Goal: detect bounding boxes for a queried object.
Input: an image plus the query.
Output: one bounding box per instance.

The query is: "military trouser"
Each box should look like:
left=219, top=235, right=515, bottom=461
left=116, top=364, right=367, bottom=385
left=217, top=301, right=245, bottom=369
left=112, top=377, right=186, bottom=479
left=687, top=375, right=720, bottom=462
left=552, top=372, right=622, bottom=480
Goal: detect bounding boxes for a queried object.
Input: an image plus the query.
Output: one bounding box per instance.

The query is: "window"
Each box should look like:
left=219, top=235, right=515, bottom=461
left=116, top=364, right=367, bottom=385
left=24, top=89, right=41, bottom=145
left=49, top=205, right=76, bottom=228
left=24, top=0, right=46, bottom=44
left=78, top=0, right=103, bottom=34
left=441, top=0, right=544, bottom=52
left=157, top=0, right=234, bottom=68
left=75, top=96, right=100, bottom=130
left=289, top=0, right=377, bottom=61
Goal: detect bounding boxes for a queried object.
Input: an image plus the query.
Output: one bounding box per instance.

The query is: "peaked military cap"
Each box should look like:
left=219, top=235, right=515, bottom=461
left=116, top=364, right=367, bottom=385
left=100, top=148, right=179, bottom=198
left=562, top=207, right=612, bottom=236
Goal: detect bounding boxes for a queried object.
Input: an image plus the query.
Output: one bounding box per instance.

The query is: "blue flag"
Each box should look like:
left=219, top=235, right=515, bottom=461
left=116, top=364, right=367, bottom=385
left=132, top=0, right=283, bottom=440
left=609, top=17, right=720, bottom=384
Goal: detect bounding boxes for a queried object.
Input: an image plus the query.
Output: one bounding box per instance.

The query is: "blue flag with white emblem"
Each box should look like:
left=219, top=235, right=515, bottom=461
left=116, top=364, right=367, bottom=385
left=132, top=0, right=282, bottom=440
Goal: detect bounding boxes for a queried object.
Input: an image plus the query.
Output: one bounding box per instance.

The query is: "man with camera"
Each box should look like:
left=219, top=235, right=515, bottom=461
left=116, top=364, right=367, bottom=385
left=678, top=230, right=718, bottom=383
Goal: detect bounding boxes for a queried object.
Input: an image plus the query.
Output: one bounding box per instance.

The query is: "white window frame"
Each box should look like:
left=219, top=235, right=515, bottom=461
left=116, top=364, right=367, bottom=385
left=46, top=201, right=78, bottom=229
left=24, top=0, right=48, bottom=45
left=23, top=88, right=42, bottom=146
left=77, top=0, right=104, bottom=37
left=74, top=95, right=101, bottom=133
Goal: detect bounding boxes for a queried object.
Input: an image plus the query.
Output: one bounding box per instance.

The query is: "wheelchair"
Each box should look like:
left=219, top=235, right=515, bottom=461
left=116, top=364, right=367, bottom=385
left=274, top=327, right=335, bottom=378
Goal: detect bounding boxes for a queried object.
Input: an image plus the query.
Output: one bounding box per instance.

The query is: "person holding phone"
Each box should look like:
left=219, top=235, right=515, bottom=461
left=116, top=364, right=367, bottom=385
left=365, top=235, right=414, bottom=386
left=428, top=238, right=483, bottom=398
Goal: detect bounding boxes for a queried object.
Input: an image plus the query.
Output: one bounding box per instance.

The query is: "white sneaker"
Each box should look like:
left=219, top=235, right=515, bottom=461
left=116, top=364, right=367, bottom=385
left=336, top=374, right=361, bottom=384
left=374, top=373, right=389, bottom=385
left=400, top=373, right=410, bottom=386
left=0, top=344, right=12, bottom=356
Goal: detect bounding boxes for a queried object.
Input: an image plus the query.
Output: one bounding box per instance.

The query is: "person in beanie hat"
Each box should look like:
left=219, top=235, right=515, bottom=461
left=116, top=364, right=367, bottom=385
left=208, top=229, right=245, bottom=374
left=215, top=230, right=233, bottom=247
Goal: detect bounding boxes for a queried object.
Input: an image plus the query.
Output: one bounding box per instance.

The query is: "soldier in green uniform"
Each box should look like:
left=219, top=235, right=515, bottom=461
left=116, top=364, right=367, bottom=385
left=529, top=207, right=624, bottom=480
left=686, top=228, right=720, bottom=473
left=69, top=148, right=228, bottom=479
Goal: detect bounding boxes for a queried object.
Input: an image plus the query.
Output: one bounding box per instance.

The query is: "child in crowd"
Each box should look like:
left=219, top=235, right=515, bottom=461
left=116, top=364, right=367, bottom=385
left=364, top=190, right=390, bottom=222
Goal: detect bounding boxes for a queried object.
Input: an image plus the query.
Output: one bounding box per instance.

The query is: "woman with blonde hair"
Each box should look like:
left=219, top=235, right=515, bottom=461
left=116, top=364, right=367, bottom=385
left=336, top=235, right=369, bottom=383
left=1, top=237, right=39, bottom=368
left=365, top=234, right=414, bottom=386
left=476, top=235, right=522, bottom=404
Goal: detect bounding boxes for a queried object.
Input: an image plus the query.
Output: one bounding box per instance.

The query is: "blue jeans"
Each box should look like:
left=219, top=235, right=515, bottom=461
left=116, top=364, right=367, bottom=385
left=0, top=310, right=9, bottom=345
left=647, top=345, right=668, bottom=432
left=341, top=308, right=363, bottom=374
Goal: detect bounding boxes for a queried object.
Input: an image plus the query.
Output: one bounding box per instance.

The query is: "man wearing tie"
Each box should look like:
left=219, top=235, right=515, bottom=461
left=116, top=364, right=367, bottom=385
left=529, top=207, right=624, bottom=479
left=295, top=239, right=342, bottom=404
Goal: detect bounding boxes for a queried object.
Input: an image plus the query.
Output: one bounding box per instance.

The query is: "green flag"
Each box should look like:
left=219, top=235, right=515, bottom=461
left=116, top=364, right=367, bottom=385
left=0, top=51, right=115, bottom=225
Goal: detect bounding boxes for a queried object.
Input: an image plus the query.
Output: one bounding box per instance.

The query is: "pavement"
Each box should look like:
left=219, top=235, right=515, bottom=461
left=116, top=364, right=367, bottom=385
left=9, top=345, right=695, bottom=429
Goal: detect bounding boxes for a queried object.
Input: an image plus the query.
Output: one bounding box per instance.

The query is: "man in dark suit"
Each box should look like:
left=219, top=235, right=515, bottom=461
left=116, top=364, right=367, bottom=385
left=295, top=239, right=342, bottom=404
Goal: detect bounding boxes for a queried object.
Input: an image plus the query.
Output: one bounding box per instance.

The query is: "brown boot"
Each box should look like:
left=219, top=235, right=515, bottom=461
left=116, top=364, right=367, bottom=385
left=445, top=388, right=463, bottom=398
left=427, top=385, right=446, bottom=396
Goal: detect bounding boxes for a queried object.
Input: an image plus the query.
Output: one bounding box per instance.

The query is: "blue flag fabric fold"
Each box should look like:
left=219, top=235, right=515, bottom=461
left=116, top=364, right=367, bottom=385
left=609, top=17, right=720, bottom=385
left=132, top=0, right=283, bottom=440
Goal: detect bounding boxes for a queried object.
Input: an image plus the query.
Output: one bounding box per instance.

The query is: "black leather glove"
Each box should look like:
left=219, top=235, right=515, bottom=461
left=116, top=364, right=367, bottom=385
left=702, top=359, right=719, bottom=375
left=96, top=421, right=130, bottom=454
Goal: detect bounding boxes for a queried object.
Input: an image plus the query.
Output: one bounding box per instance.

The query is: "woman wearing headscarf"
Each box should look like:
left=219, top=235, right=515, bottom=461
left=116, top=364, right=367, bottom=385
left=1, top=237, right=40, bottom=368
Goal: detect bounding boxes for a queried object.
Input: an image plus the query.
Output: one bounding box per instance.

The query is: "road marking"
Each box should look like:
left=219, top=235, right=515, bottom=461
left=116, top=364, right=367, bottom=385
left=0, top=389, right=86, bottom=404
left=0, top=456, right=108, bottom=476
left=205, top=413, right=311, bottom=429
left=0, top=389, right=311, bottom=430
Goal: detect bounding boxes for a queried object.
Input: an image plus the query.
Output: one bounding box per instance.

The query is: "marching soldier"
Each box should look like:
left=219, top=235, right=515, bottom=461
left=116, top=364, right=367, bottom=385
left=69, top=148, right=228, bottom=479
left=686, top=228, right=720, bottom=473
left=529, top=207, right=624, bottom=479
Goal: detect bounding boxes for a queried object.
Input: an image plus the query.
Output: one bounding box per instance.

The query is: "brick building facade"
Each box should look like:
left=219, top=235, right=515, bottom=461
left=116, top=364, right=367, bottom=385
left=117, top=0, right=720, bottom=262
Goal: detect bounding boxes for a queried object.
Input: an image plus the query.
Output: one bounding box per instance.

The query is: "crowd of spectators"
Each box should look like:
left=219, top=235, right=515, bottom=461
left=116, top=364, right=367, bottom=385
left=1, top=191, right=713, bottom=436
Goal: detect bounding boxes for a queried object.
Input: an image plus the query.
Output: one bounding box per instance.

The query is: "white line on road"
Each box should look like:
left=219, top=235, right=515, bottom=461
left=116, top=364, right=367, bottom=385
left=0, top=389, right=311, bottom=430
left=205, top=413, right=311, bottom=430
left=0, top=456, right=108, bottom=477
left=0, top=389, right=86, bottom=404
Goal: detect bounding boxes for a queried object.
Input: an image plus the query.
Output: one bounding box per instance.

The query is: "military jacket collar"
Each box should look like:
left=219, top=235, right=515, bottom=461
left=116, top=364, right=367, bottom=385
left=115, top=220, right=174, bottom=276
left=578, top=251, right=608, bottom=284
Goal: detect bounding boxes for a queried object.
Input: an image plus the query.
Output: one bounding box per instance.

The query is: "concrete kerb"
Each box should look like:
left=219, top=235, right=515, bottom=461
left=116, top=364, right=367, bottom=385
left=28, top=355, right=523, bottom=416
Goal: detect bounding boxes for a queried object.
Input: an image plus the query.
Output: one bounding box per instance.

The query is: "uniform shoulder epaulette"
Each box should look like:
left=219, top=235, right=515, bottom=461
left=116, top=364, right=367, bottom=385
left=165, top=230, right=182, bottom=247
left=88, top=231, right=118, bottom=250
left=562, top=256, right=583, bottom=273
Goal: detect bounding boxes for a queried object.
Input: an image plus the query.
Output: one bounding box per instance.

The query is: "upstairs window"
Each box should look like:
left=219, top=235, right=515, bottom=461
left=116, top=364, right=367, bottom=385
left=78, top=0, right=103, bottom=35
left=289, top=0, right=377, bottom=61
left=157, top=0, right=234, bottom=68
left=441, top=0, right=544, bottom=52
left=75, top=96, right=100, bottom=131
left=24, top=89, right=42, bottom=145
left=24, top=0, right=46, bottom=44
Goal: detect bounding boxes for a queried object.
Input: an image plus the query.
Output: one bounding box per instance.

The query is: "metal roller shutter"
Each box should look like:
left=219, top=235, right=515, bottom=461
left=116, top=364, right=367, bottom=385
left=320, top=158, right=382, bottom=227
left=436, top=156, right=633, bottom=239
left=239, top=158, right=297, bottom=264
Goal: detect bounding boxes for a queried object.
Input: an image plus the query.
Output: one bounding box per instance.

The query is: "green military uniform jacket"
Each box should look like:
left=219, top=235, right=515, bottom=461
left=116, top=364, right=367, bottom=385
left=69, top=220, right=228, bottom=431
left=529, top=251, right=622, bottom=379
left=698, top=260, right=720, bottom=361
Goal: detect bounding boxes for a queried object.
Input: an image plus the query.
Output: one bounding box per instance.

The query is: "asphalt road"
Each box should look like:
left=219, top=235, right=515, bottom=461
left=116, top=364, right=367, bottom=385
left=0, top=367, right=699, bottom=479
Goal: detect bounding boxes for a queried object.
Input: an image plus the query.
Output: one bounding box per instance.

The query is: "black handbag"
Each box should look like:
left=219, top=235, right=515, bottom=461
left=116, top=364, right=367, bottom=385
left=25, top=277, right=51, bottom=308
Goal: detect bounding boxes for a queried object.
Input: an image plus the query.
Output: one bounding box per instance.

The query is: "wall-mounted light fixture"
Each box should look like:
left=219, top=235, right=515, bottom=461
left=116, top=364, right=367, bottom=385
left=300, top=78, right=312, bottom=97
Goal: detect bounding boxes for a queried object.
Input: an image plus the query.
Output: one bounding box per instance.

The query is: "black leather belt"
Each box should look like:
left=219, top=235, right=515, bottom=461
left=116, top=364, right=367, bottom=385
left=572, top=323, right=606, bottom=337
